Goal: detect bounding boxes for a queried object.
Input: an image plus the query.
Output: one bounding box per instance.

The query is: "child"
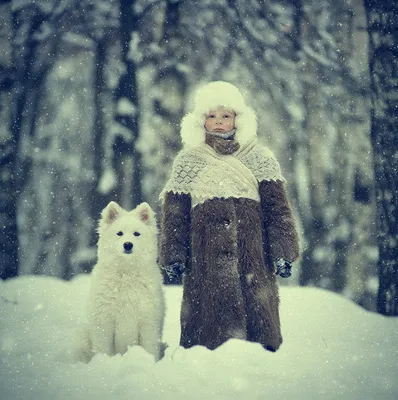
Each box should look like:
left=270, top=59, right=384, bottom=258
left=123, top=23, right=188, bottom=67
left=159, top=81, right=299, bottom=351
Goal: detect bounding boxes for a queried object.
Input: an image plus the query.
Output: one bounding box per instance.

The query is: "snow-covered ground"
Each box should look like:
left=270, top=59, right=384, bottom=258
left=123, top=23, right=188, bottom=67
left=1, top=274, right=397, bottom=399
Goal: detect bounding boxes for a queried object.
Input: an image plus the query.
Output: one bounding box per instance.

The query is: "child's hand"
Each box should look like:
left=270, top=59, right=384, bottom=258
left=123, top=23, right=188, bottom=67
left=162, top=262, right=186, bottom=282
left=275, top=259, right=292, bottom=278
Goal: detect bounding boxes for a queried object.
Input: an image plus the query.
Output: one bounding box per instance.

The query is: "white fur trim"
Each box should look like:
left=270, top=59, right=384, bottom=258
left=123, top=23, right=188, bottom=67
left=194, top=81, right=246, bottom=115
left=181, top=81, right=257, bottom=149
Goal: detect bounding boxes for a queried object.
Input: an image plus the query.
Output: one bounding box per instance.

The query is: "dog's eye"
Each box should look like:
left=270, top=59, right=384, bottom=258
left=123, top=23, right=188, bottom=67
left=133, top=232, right=140, bottom=237
left=117, top=231, right=123, bottom=236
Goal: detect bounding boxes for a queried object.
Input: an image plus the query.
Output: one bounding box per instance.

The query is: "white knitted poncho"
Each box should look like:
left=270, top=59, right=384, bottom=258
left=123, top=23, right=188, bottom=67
left=160, top=139, right=285, bottom=207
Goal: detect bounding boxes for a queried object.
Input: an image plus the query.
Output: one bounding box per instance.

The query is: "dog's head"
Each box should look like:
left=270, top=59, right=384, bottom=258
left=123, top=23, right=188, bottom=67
left=97, top=201, right=157, bottom=260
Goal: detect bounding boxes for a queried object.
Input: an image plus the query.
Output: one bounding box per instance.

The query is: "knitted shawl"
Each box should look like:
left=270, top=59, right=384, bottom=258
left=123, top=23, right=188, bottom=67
left=160, top=139, right=285, bottom=207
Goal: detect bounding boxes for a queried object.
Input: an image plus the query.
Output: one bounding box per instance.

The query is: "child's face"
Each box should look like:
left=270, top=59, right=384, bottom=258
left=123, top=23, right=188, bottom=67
left=205, top=108, right=235, bottom=133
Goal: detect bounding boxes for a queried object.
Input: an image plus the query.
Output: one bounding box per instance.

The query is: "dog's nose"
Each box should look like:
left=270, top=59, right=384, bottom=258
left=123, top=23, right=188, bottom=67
left=123, top=242, right=133, bottom=251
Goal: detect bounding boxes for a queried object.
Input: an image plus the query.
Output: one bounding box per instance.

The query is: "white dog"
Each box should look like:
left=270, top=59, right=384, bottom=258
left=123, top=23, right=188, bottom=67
left=85, top=201, right=165, bottom=361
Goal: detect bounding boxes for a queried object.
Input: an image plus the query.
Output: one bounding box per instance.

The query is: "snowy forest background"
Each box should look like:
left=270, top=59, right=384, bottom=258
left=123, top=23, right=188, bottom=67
left=0, top=0, right=397, bottom=315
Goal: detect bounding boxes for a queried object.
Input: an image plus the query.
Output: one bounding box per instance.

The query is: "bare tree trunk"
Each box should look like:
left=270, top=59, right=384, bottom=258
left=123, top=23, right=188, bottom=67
left=329, top=1, right=355, bottom=293
left=113, top=0, right=142, bottom=209
left=343, top=0, right=376, bottom=309
left=151, top=0, right=188, bottom=202
left=89, top=38, right=109, bottom=246
left=365, top=0, right=398, bottom=315
left=299, top=46, right=330, bottom=287
left=0, top=2, right=17, bottom=279
left=1, top=5, right=53, bottom=278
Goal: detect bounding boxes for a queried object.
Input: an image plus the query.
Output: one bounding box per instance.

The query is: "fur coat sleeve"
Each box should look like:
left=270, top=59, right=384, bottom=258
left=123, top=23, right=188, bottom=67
left=159, top=191, right=192, bottom=268
left=259, top=180, right=300, bottom=262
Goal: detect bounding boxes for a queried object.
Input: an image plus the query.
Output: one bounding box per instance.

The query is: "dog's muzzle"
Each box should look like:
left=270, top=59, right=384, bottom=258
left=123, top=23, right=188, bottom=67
left=123, top=242, right=133, bottom=254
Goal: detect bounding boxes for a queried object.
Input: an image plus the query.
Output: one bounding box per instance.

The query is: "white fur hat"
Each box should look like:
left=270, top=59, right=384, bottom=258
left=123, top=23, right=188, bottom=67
left=180, top=81, right=257, bottom=148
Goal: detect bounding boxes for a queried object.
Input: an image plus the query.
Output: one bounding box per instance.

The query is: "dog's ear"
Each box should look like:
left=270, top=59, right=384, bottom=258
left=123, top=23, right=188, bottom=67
left=135, top=202, right=156, bottom=226
left=101, top=201, right=122, bottom=226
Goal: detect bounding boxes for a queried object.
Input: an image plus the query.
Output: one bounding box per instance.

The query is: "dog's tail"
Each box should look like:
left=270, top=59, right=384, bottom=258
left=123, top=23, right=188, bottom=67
left=53, top=324, right=93, bottom=364
left=64, top=324, right=93, bottom=364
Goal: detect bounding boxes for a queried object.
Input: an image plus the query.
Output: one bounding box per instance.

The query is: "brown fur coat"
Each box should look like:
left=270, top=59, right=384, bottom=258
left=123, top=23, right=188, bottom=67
left=160, top=137, right=299, bottom=351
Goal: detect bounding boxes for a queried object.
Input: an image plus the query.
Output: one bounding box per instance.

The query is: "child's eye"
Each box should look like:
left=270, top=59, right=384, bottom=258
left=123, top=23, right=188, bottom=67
left=223, top=115, right=231, bottom=118
left=134, top=232, right=140, bottom=237
left=207, top=114, right=215, bottom=118
left=117, top=231, right=123, bottom=236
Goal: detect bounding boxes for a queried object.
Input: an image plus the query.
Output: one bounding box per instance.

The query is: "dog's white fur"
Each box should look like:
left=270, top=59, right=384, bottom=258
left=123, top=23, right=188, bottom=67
left=85, top=201, right=165, bottom=361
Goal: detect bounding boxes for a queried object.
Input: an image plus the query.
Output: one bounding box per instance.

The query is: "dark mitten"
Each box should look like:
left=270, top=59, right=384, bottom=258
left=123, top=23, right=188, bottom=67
left=275, top=258, right=292, bottom=278
left=162, top=262, right=186, bottom=283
